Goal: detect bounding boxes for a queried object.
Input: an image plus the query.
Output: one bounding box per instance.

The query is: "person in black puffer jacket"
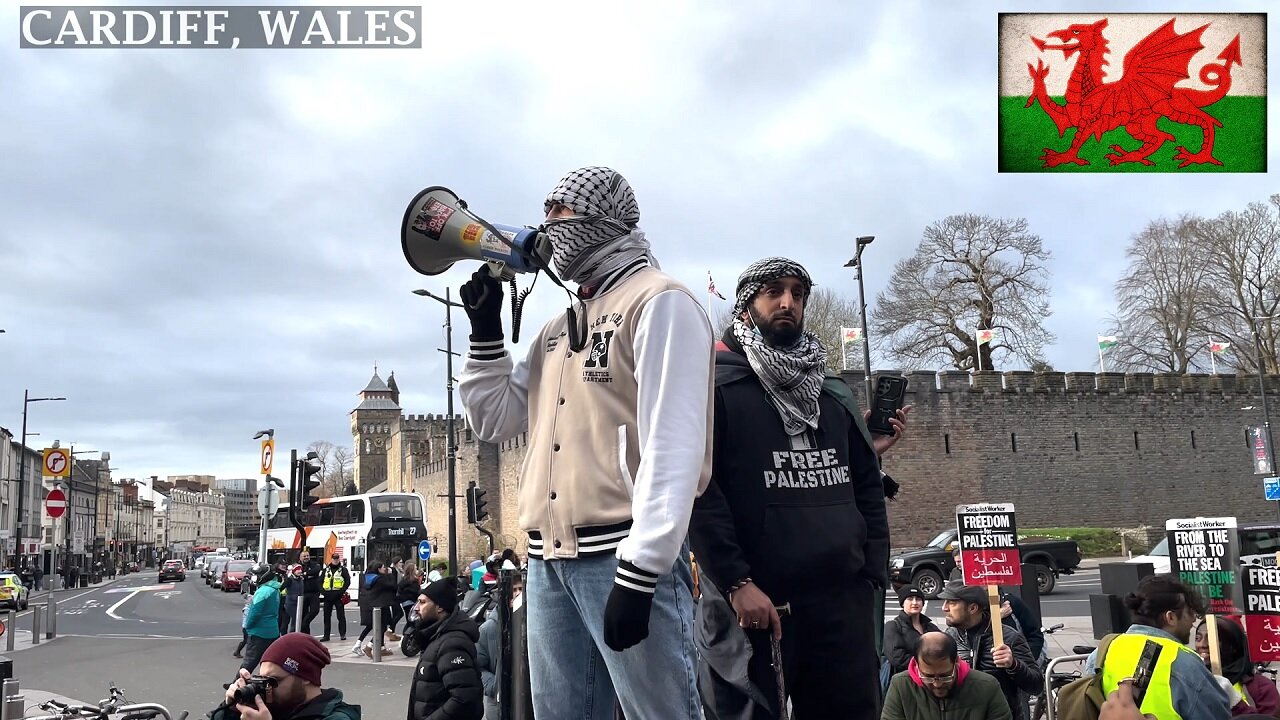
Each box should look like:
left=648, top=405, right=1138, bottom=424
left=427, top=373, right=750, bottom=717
left=351, top=562, right=398, bottom=657
left=404, top=577, right=483, bottom=720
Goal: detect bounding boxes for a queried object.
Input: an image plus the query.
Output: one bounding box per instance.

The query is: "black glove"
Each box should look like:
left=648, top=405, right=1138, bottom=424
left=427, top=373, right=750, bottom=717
left=603, top=581, right=655, bottom=652
left=459, top=268, right=504, bottom=342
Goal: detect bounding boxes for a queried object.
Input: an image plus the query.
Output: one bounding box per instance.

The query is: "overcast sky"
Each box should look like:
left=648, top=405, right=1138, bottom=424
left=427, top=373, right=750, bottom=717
left=2, top=0, right=1275, bottom=482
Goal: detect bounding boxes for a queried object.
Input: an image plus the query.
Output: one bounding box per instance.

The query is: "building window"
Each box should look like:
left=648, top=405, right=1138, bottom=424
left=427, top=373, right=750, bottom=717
left=944, top=433, right=951, bottom=454
left=1010, top=433, right=1017, bottom=453
left=1073, top=432, right=1080, bottom=452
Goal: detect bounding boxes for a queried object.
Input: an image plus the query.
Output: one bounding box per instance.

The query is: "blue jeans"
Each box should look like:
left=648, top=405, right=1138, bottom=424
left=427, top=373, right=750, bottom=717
left=527, top=549, right=700, bottom=720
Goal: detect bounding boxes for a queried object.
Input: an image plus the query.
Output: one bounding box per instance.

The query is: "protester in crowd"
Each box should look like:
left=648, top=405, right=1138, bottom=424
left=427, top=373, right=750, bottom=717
left=999, top=590, right=1045, bottom=663
left=427, top=563, right=448, bottom=583
left=882, top=631, right=1012, bottom=720
left=1084, top=574, right=1229, bottom=720
left=320, top=555, right=350, bottom=642
left=885, top=587, right=942, bottom=675
left=393, top=564, right=423, bottom=637
left=939, top=580, right=1042, bottom=720
left=241, top=563, right=284, bottom=675
left=298, top=550, right=322, bottom=635
left=215, top=633, right=360, bottom=720
left=476, top=573, right=524, bottom=720
left=352, top=562, right=397, bottom=657
left=690, top=257, right=898, bottom=719
left=405, top=577, right=484, bottom=720
left=459, top=166, right=714, bottom=719
left=1195, top=616, right=1280, bottom=716
left=234, top=587, right=252, bottom=659
left=282, top=564, right=304, bottom=634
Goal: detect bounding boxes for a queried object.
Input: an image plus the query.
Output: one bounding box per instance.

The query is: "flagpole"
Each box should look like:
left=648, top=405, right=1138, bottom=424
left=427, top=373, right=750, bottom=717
left=1099, top=345, right=1106, bottom=373
left=1211, top=341, right=1218, bottom=375
left=976, top=328, right=982, bottom=372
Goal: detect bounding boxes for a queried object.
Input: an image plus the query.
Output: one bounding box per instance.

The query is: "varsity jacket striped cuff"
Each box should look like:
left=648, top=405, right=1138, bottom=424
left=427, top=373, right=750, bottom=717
left=614, top=560, right=660, bottom=596
left=468, top=335, right=506, bottom=362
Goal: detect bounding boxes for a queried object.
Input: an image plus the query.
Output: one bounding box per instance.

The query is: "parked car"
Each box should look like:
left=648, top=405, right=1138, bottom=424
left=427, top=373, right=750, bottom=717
left=0, top=574, right=29, bottom=610
left=201, top=554, right=228, bottom=580
left=206, top=557, right=230, bottom=587
left=889, top=528, right=1083, bottom=598
left=1128, top=521, right=1280, bottom=575
left=159, top=560, right=186, bottom=583
left=221, top=560, right=255, bottom=592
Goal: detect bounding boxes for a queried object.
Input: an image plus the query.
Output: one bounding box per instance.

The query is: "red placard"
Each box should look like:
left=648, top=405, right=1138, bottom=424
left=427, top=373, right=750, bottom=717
left=45, top=488, right=66, bottom=519
left=956, top=503, right=1023, bottom=586
left=1243, top=564, right=1280, bottom=661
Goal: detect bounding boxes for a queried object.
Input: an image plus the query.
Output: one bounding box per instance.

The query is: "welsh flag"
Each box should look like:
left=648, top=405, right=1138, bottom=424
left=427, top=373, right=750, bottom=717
left=1098, top=335, right=1119, bottom=350
left=842, top=327, right=863, bottom=345
left=998, top=13, right=1265, bottom=172
left=1211, top=340, right=1231, bottom=353
left=976, top=328, right=998, bottom=345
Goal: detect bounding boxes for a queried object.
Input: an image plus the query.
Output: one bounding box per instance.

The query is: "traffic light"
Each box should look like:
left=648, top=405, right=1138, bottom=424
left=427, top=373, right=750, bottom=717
left=288, top=450, right=323, bottom=532
left=466, top=482, right=489, bottom=524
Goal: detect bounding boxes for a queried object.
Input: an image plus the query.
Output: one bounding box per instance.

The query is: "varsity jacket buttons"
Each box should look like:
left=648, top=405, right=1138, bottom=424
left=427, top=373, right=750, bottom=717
left=553, top=443, right=561, bottom=451
left=549, top=492, right=557, bottom=500
left=554, top=540, right=562, bottom=549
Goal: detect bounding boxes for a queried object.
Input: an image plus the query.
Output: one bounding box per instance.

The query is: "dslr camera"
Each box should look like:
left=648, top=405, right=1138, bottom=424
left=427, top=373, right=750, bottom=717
left=232, top=675, right=277, bottom=706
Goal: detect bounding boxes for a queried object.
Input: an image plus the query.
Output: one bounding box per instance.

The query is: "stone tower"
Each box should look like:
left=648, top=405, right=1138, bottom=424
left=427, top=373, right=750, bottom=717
left=351, top=367, right=401, bottom=492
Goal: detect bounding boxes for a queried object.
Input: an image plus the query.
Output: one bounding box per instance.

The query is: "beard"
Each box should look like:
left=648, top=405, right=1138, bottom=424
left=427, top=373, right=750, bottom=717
left=747, top=306, right=803, bottom=347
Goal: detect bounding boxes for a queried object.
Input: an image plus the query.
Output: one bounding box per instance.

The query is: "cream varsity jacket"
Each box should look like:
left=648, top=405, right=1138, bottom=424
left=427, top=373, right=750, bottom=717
left=459, top=262, right=714, bottom=592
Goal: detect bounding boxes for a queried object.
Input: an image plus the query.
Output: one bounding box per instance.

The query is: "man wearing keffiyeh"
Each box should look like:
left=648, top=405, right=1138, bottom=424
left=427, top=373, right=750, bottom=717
left=457, top=167, right=713, bottom=719
left=690, top=257, right=893, bottom=719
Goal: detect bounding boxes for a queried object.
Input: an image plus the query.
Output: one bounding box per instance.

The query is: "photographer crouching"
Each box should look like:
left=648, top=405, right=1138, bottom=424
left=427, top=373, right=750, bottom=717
left=213, top=633, right=361, bottom=720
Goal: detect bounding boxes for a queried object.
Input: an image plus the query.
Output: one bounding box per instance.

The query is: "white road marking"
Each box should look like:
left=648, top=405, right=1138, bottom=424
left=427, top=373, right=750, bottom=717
left=106, top=589, right=144, bottom=620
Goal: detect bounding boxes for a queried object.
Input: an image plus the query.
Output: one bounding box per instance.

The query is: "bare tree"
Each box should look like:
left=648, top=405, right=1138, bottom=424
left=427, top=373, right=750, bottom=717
left=871, top=214, right=1055, bottom=371
left=1193, top=197, right=1280, bottom=374
left=709, top=287, right=862, bottom=375
left=307, top=440, right=353, bottom=498
left=1105, top=216, right=1211, bottom=373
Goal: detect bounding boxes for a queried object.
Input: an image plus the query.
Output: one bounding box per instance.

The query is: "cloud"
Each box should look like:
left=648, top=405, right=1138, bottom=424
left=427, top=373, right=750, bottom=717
left=1, top=0, right=1276, bottom=480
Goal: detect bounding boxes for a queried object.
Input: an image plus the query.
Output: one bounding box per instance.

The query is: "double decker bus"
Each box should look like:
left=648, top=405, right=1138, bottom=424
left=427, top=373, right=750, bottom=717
left=265, top=492, right=428, bottom=599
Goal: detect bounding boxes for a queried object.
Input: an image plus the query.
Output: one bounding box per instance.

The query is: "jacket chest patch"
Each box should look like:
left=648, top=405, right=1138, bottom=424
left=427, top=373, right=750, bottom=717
left=582, top=330, right=615, bottom=383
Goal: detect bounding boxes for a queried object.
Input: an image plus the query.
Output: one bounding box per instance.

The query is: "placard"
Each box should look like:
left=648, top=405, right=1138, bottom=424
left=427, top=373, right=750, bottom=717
left=1167, top=517, right=1243, bottom=615
left=1243, top=564, right=1280, bottom=661
left=956, top=503, right=1023, bottom=586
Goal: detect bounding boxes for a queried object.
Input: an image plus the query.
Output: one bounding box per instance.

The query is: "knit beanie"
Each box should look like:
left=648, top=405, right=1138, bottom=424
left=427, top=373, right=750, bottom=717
left=260, top=632, right=330, bottom=686
left=422, top=576, right=458, bottom=613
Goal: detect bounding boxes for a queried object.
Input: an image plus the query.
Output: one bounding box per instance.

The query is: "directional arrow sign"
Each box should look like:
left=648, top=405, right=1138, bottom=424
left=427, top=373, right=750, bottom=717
left=45, top=488, right=66, bottom=519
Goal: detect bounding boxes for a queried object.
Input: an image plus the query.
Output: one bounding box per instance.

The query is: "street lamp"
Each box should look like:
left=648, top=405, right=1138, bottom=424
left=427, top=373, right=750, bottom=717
left=1248, top=314, right=1279, bottom=517
left=64, top=445, right=97, bottom=581
left=16, top=391, right=65, bottom=566
left=844, top=236, right=876, bottom=404
left=413, top=287, right=464, bottom=576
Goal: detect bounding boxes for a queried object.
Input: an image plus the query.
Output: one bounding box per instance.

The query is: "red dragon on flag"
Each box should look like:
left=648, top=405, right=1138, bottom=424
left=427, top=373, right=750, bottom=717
left=1025, top=17, right=1242, bottom=168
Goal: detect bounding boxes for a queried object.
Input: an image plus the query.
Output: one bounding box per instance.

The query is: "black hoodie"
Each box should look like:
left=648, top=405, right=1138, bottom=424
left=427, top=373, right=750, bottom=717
left=688, top=331, right=890, bottom=600
left=405, top=610, right=484, bottom=720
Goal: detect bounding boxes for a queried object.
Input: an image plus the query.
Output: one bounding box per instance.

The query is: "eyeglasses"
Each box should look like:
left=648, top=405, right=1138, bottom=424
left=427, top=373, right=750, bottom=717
left=918, top=668, right=957, bottom=685
left=250, top=675, right=282, bottom=688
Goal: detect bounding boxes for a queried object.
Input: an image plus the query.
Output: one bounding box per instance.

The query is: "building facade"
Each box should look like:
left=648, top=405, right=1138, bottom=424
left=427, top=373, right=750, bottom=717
left=215, top=478, right=258, bottom=551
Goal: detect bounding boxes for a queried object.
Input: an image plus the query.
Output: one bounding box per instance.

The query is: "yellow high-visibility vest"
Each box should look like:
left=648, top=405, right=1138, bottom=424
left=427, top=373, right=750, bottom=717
left=322, top=568, right=346, bottom=591
left=1101, top=634, right=1198, bottom=720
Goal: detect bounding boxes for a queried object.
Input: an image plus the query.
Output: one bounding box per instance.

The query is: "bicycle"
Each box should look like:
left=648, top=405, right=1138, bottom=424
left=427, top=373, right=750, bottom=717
left=1029, top=623, right=1096, bottom=720
left=24, top=683, right=187, bottom=720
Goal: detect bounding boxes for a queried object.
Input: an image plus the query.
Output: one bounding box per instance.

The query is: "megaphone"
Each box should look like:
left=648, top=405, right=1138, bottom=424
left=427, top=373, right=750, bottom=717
left=401, top=186, right=549, bottom=279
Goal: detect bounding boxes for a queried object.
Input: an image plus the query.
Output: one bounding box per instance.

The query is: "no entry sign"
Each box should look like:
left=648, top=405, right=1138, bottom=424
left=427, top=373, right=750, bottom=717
left=45, top=487, right=66, bottom=518
left=955, top=503, right=1022, bottom=586
left=1167, top=516, right=1243, bottom=615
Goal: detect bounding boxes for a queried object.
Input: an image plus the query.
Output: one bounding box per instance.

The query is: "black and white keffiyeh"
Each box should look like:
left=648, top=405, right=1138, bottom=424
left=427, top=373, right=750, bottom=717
left=731, top=257, right=827, bottom=436
left=543, top=166, right=657, bottom=284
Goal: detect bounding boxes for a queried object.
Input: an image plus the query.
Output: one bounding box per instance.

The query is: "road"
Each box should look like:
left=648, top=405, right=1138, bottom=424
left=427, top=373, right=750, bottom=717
left=885, top=567, right=1102, bottom=623
left=9, top=572, right=417, bottom=719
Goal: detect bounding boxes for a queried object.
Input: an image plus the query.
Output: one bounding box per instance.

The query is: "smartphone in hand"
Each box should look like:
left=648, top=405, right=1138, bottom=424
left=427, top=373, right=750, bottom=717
left=1130, top=639, right=1164, bottom=706
left=867, top=376, right=908, bottom=435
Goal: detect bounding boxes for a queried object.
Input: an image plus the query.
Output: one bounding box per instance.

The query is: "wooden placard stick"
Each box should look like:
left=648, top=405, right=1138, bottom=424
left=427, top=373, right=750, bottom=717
left=988, top=584, right=1004, bottom=648
left=1205, top=613, right=1222, bottom=678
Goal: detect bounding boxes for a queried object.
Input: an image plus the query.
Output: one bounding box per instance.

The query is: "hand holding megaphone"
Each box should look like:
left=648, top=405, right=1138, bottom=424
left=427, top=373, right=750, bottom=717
left=459, top=268, right=505, bottom=339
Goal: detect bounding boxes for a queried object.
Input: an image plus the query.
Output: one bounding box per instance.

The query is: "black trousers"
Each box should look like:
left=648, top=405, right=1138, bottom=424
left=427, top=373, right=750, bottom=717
left=300, top=594, right=320, bottom=634
left=745, top=579, right=881, bottom=720
left=239, top=634, right=274, bottom=675
left=322, top=594, right=347, bottom=639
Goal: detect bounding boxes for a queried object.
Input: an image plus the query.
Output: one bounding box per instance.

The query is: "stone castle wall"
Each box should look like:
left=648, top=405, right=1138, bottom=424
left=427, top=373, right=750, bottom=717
left=399, top=370, right=1280, bottom=566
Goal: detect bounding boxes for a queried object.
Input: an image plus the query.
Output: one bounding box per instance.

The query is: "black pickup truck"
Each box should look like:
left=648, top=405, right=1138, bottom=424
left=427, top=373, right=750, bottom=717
left=889, top=528, right=1083, bottom=599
